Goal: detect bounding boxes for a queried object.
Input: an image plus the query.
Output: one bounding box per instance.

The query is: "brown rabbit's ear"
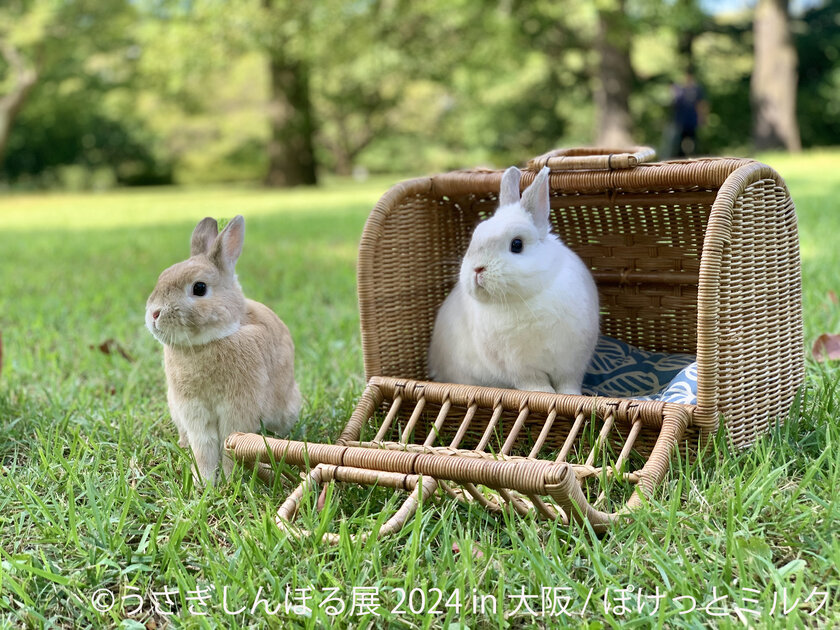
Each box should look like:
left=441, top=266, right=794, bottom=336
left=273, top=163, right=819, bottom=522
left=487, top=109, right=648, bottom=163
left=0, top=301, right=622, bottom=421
left=191, top=217, right=219, bottom=256
left=209, top=215, right=245, bottom=272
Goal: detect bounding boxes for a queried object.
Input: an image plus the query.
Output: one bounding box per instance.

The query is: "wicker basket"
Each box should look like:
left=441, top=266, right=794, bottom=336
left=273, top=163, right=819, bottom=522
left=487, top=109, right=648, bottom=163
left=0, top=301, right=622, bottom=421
left=226, top=146, right=803, bottom=539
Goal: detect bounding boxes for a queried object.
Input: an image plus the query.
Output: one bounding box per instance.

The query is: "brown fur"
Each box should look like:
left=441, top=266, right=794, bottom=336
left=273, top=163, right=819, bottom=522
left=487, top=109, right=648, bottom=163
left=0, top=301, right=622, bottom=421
left=146, top=216, right=301, bottom=482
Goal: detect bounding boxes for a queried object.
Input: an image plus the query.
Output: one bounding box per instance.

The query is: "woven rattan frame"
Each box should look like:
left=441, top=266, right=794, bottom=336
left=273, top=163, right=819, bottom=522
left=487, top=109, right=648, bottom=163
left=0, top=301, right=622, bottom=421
left=227, top=149, right=803, bottom=541
left=227, top=377, right=692, bottom=538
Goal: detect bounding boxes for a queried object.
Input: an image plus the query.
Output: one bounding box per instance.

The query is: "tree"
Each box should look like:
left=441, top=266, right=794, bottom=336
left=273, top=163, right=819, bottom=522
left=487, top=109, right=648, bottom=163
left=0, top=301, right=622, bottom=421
left=672, top=0, right=708, bottom=71
left=0, top=38, right=38, bottom=165
left=264, top=45, right=317, bottom=187
left=0, top=1, right=46, bottom=166
left=0, top=0, right=137, bottom=171
left=751, top=0, right=801, bottom=151
left=130, top=0, right=318, bottom=186
left=314, top=0, right=495, bottom=175
left=594, top=0, right=634, bottom=147
left=261, top=0, right=317, bottom=186
left=796, top=0, right=840, bottom=147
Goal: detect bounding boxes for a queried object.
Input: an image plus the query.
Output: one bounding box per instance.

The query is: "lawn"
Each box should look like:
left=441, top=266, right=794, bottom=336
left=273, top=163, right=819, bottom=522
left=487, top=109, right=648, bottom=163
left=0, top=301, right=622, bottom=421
left=0, top=155, right=838, bottom=629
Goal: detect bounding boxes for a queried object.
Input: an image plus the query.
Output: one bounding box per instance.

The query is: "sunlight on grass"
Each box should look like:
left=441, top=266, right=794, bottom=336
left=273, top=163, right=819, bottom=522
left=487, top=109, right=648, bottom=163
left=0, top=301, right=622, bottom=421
left=765, top=150, right=840, bottom=340
left=0, top=176, right=404, bottom=231
left=757, top=149, right=840, bottom=183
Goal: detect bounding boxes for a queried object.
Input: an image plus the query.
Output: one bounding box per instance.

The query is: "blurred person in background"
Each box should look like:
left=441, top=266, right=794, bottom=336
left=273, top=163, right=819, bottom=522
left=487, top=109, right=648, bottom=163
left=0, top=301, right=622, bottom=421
left=668, top=70, right=708, bottom=158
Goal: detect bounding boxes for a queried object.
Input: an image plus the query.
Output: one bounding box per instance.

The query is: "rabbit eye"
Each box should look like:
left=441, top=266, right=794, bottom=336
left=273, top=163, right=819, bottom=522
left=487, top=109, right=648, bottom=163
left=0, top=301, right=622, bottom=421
left=510, top=238, right=524, bottom=254
left=192, top=282, right=207, bottom=297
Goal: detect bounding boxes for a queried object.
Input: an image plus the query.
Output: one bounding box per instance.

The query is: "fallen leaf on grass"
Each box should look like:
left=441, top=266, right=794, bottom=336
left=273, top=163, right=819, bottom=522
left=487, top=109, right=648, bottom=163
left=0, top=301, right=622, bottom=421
left=317, top=485, right=328, bottom=511
left=452, top=541, right=485, bottom=560
left=91, top=339, right=134, bottom=362
left=829, top=290, right=839, bottom=305
left=812, top=333, right=840, bottom=362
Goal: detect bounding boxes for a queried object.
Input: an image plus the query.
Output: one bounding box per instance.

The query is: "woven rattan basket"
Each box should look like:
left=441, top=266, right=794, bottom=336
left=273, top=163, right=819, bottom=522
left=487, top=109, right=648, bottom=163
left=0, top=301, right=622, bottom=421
left=226, top=146, right=804, bottom=539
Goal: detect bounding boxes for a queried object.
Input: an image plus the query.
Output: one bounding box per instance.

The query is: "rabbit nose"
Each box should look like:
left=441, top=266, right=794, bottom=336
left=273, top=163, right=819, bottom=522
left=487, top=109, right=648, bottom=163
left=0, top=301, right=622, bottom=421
left=473, top=266, right=486, bottom=286
left=152, top=309, right=161, bottom=321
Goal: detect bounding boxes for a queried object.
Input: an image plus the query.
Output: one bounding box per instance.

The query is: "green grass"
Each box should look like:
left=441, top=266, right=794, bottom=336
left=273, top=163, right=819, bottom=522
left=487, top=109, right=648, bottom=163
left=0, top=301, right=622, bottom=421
left=1, top=156, right=838, bottom=629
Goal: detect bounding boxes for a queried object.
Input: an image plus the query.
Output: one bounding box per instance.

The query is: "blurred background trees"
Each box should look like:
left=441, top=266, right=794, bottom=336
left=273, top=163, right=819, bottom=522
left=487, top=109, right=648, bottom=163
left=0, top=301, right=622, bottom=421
left=1, top=0, right=838, bottom=189
left=0, top=0, right=169, bottom=187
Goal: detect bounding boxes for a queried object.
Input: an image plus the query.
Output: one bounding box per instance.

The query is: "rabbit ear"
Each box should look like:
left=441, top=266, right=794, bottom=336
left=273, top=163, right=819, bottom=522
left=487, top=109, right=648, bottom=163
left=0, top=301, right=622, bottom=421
left=209, top=215, right=245, bottom=272
left=191, top=217, right=218, bottom=256
left=499, top=166, right=521, bottom=207
left=521, top=166, right=551, bottom=237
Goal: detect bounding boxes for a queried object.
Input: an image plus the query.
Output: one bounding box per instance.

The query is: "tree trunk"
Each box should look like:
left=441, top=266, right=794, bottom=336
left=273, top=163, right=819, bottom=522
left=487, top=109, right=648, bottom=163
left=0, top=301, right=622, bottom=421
left=0, top=40, right=38, bottom=168
left=331, top=117, right=354, bottom=177
left=675, top=0, right=703, bottom=71
left=751, top=0, right=801, bottom=151
left=594, top=1, right=634, bottom=147
left=332, top=150, right=352, bottom=177
left=264, top=54, right=318, bottom=187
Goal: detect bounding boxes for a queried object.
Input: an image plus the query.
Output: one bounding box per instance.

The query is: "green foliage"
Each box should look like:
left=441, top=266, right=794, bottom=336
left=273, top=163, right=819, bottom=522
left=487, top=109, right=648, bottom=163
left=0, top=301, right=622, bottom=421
left=797, top=0, right=840, bottom=147
left=0, top=0, right=174, bottom=188
left=2, top=0, right=840, bottom=186
left=692, top=22, right=754, bottom=156
left=4, top=93, right=172, bottom=188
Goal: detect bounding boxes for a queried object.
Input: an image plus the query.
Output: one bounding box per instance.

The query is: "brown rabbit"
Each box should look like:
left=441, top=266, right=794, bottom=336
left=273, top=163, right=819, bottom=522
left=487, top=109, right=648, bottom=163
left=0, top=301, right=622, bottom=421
left=146, top=216, right=301, bottom=483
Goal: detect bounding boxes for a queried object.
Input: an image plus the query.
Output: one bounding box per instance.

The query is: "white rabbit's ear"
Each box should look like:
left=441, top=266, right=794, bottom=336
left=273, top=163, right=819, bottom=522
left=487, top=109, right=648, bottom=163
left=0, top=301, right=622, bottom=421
left=210, top=215, right=245, bottom=271
left=191, top=217, right=218, bottom=256
left=499, top=166, right=521, bottom=207
left=521, top=166, right=551, bottom=237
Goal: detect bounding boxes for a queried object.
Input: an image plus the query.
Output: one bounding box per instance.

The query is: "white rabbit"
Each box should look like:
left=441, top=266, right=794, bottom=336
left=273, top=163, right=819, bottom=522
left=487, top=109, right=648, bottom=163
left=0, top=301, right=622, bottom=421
left=146, top=216, right=301, bottom=483
left=428, top=166, right=599, bottom=395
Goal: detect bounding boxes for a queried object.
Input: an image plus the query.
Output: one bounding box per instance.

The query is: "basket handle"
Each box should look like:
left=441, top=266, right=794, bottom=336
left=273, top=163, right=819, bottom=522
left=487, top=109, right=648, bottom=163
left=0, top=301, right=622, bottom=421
left=527, top=146, right=656, bottom=171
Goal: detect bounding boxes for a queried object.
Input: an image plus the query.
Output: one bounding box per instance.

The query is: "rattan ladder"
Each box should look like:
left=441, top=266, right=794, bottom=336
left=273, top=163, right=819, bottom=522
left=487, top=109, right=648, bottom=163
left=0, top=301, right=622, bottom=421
left=227, top=377, right=693, bottom=540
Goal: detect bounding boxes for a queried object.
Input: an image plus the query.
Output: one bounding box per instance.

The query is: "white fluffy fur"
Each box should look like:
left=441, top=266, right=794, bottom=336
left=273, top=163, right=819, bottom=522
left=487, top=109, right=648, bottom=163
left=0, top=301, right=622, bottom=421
left=428, top=166, right=599, bottom=394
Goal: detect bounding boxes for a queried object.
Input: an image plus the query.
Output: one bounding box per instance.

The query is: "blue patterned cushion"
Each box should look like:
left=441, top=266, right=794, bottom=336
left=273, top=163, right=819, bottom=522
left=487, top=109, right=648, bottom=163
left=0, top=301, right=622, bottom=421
left=582, top=336, right=698, bottom=405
